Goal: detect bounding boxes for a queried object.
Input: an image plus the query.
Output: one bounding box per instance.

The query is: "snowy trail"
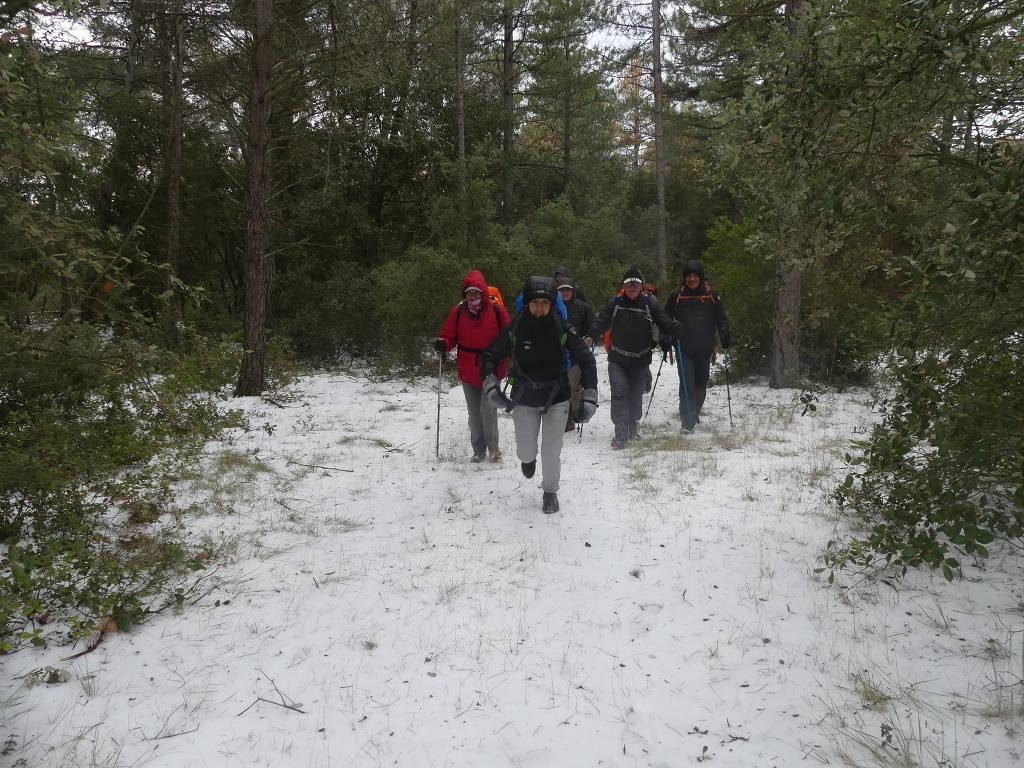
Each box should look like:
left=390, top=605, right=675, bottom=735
left=3, top=357, right=1021, bottom=768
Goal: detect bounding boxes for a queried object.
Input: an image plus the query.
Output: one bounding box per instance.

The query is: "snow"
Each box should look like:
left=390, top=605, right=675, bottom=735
left=3, top=353, right=1022, bottom=768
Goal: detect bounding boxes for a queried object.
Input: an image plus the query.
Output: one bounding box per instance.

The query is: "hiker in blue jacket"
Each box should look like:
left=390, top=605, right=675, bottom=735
left=481, top=276, right=598, bottom=514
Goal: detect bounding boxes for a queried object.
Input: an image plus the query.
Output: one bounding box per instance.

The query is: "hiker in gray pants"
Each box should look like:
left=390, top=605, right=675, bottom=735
left=589, top=268, right=679, bottom=449
left=481, top=276, right=599, bottom=514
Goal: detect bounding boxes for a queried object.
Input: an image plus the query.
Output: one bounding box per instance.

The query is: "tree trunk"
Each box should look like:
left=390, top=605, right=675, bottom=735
left=161, top=0, right=184, bottom=339
left=562, top=40, right=571, bottom=190
left=501, top=3, right=515, bottom=233
left=769, top=0, right=806, bottom=388
left=652, top=0, right=667, bottom=281
left=770, top=257, right=801, bottom=387
left=455, top=2, right=467, bottom=246
left=236, top=0, right=273, bottom=397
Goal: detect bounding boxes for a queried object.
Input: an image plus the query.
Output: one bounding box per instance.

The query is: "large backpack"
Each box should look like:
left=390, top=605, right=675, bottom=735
left=504, top=310, right=571, bottom=414
left=602, top=290, right=654, bottom=355
left=666, top=277, right=718, bottom=319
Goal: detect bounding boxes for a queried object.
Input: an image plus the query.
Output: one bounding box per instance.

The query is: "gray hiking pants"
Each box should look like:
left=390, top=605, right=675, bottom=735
left=608, top=361, right=648, bottom=441
left=462, top=383, right=499, bottom=459
left=512, top=401, right=570, bottom=493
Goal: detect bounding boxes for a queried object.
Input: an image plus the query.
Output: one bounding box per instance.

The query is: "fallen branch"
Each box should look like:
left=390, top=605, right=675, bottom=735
left=61, top=620, right=114, bottom=661
left=286, top=459, right=354, bottom=473
left=237, top=696, right=307, bottom=716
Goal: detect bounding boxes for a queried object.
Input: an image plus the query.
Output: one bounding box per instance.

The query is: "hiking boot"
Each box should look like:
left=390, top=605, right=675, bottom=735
left=680, top=424, right=693, bottom=434
left=564, top=419, right=575, bottom=432
left=610, top=437, right=626, bottom=450
left=628, top=424, right=641, bottom=440
left=470, top=454, right=486, bottom=463
left=521, top=460, right=536, bottom=478
left=542, top=492, right=559, bottom=514
left=489, top=447, right=502, bottom=462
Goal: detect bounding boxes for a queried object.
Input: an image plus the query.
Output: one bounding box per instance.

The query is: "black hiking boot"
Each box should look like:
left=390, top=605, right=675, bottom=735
left=542, top=492, right=559, bottom=514
left=521, top=460, right=536, bottom=478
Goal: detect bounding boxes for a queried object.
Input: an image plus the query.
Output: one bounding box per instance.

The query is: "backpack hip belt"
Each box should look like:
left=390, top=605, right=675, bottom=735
left=610, top=344, right=651, bottom=359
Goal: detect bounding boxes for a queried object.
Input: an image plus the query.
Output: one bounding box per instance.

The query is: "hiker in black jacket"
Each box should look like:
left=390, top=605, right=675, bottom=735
left=556, top=277, right=595, bottom=432
left=553, top=265, right=589, bottom=304
left=663, top=260, right=731, bottom=432
left=482, top=276, right=599, bottom=514
left=590, top=268, right=679, bottom=449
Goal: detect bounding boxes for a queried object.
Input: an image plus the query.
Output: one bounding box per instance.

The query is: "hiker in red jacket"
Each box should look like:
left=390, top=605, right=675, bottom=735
left=436, top=270, right=511, bottom=462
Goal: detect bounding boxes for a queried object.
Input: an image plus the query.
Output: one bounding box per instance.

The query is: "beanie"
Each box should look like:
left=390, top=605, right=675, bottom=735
left=522, top=275, right=557, bottom=304
left=622, top=267, right=644, bottom=285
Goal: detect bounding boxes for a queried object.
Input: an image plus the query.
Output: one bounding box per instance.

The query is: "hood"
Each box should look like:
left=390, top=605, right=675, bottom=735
left=682, top=260, right=705, bottom=280
left=461, top=269, right=488, bottom=295
left=522, top=275, right=557, bottom=304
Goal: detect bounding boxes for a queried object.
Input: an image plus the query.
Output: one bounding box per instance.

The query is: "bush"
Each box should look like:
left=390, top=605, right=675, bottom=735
left=0, top=323, right=233, bottom=652
left=701, top=218, right=774, bottom=378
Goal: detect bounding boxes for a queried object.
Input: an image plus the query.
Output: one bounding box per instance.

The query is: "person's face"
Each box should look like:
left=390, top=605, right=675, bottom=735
left=464, top=287, right=483, bottom=302
left=558, top=286, right=573, bottom=301
left=623, top=281, right=642, bottom=299
left=685, top=273, right=701, bottom=289
left=529, top=298, right=552, bottom=317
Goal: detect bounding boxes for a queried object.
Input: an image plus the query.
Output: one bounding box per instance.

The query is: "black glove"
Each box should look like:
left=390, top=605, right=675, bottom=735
left=659, top=337, right=673, bottom=355
left=671, top=321, right=684, bottom=339
left=575, top=388, right=599, bottom=423
left=483, top=375, right=514, bottom=412
left=719, top=333, right=730, bottom=350
left=434, top=338, right=447, bottom=353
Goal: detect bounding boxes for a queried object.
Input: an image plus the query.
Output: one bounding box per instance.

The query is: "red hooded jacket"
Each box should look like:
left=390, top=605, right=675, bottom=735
left=438, top=270, right=510, bottom=386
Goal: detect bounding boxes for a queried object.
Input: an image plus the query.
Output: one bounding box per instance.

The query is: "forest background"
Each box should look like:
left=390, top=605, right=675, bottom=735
left=0, top=0, right=1022, bottom=674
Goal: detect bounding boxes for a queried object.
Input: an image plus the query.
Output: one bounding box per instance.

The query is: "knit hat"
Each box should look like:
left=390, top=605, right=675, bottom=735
left=522, top=275, right=557, bottom=304
left=682, top=260, right=705, bottom=279
left=622, top=267, right=644, bottom=285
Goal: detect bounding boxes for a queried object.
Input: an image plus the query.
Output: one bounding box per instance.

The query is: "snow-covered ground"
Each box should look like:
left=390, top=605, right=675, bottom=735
left=3, top=352, right=1022, bottom=767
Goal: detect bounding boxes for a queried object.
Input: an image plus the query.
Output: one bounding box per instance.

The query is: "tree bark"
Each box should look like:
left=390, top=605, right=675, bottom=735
left=161, top=0, right=185, bottom=339
left=769, top=0, right=806, bottom=388
left=652, top=0, right=667, bottom=281
left=770, top=257, right=801, bottom=387
left=501, top=3, right=515, bottom=233
left=455, top=1, right=467, bottom=246
left=236, top=0, right=273, bottom=397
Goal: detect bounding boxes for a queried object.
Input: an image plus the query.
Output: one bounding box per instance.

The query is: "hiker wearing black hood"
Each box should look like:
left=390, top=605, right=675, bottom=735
left=481, top=276, right=599, bottom=513
left=590, top=268, right=679, bottom=449
left=664, top=260, right=731, bottom=432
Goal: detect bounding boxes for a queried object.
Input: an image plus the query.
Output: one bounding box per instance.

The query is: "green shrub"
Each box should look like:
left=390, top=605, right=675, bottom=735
left=0, top=322, right=233, bottom=652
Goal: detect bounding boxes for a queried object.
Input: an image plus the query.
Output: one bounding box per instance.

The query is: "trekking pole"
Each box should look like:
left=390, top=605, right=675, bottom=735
left=723, top=349, right=734, bottom=428
left=676, top=340, right=694, bottom=430
left=644, top=352, right=666, bottom=420
left=435, top=351, right=443, bottom=457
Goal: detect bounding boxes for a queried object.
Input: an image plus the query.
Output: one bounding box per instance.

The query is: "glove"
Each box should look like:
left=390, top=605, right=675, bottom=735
left=659, top=337, right=673, bottom=355
left=719, top=333, right=731, bottom=350
left=671, top=321, right=684, bottom=339
left=483, top=375, right=513, bottom=412
left=575, top=388, right=598, bottom=423
left=434, top=338, right=447, bottom=353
